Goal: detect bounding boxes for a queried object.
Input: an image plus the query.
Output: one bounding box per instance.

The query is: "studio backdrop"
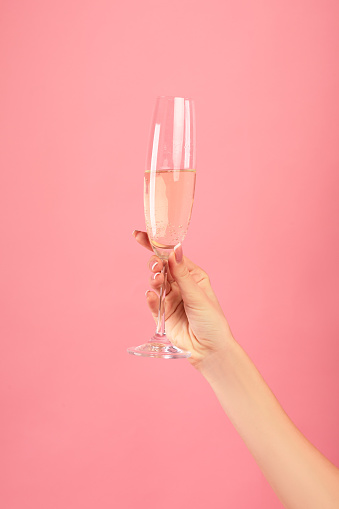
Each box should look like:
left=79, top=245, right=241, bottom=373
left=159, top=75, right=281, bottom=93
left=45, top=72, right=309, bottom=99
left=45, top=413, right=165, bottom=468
left=0, top=1, right=338, bottom=508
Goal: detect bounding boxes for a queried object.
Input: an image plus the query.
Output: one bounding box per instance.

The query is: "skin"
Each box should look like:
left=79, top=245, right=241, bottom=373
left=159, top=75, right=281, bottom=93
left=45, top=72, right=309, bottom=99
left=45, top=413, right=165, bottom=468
left=133, top=230, right=339, bottom=509
left=133, top=231, right=233, bottom=370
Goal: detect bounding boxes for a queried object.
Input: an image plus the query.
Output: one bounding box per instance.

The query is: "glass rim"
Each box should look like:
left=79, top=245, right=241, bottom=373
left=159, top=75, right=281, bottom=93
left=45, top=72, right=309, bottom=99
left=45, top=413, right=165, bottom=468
left=157, top=95, right=194, bottom=101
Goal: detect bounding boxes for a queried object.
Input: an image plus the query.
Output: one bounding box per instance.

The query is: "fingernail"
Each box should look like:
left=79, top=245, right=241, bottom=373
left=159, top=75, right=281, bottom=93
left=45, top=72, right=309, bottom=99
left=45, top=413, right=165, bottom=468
left=174, top=243, right=183, bottom=263
left=151, top=261, right=159, bottom=271
left=132, top=230, right=138, bottom=237
left=153, top=272, right=161, bottom=280
left=145, top=289, right=150, bottom=297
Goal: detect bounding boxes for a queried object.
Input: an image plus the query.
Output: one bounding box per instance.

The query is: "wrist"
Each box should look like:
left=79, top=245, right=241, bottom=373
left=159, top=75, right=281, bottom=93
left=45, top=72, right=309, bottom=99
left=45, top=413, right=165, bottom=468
left=197, top=334, right=239, bottom=383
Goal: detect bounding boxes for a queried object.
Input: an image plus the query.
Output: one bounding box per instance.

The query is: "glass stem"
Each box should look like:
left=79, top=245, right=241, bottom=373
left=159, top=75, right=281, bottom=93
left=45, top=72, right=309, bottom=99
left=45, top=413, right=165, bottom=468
left=156, top=261, right=168, bottom=336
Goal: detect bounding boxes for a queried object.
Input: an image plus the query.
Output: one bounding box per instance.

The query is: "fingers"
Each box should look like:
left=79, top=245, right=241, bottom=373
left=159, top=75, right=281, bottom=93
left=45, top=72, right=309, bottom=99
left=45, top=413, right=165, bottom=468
left=134, top=230, right=215, bottom=308
left=133, top=230, right=197, bottom=283
left=168, top=244, right=206, bottom=309
left=148, top=271, right=171, bottom=294
left=145, top=290, right=159, bottom=320
left=133, top=231, right=168, bottom=288
left=148, top=258, right=172, bottom=294
left=132, top=230, right=153, bottom=251
left=145, top=286, right=183, bottom=323
left=148, top=255, right=163, bottom=273
left=171, top=245, right=218, bottom=305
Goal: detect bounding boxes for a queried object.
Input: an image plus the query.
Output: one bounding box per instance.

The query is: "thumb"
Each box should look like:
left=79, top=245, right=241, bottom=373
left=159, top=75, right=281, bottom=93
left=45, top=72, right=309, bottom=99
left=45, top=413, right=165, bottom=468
left=168, top=244, right=205, bottom=308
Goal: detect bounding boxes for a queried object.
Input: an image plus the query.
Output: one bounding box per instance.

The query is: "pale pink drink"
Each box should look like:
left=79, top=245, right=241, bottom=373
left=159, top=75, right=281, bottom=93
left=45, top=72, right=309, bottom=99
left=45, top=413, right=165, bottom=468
left=144, top=169, right=196, bottom=259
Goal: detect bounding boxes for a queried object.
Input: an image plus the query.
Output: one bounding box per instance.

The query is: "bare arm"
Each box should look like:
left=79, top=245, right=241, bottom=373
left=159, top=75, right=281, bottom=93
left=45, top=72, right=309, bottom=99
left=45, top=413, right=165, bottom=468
left=200, top=341, right=339, bottom=509
left=134, top=230, right=339, bottom=509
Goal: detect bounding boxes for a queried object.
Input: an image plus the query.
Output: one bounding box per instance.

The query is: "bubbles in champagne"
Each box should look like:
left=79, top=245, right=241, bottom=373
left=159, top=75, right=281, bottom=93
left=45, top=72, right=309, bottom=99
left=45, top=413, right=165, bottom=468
left=144, top=169, right=196, bottom=256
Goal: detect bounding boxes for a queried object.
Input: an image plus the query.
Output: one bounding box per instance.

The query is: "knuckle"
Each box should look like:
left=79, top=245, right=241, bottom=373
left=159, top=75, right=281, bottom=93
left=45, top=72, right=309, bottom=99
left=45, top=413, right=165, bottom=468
left=180, top=266, right=191, bottom=280
left=198, top=268, right=211, bottom=285
left=193, top=267, right=211, bottom=286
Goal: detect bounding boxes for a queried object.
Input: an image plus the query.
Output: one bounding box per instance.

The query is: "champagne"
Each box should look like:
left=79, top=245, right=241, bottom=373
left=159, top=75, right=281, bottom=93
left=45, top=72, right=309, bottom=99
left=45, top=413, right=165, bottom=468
left=144, top=169, right=196, bottom=259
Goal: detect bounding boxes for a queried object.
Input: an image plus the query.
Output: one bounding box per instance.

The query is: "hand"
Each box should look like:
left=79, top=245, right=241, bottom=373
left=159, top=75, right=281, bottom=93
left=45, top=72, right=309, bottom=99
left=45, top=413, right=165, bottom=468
left=133, top=230, right=234, bottom=369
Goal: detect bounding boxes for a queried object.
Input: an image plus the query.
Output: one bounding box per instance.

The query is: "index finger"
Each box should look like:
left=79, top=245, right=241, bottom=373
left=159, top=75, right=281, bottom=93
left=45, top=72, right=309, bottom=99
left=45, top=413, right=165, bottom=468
left=132, top=230, right=153, bottom=251
left=132, top=230, right=201, bottom=272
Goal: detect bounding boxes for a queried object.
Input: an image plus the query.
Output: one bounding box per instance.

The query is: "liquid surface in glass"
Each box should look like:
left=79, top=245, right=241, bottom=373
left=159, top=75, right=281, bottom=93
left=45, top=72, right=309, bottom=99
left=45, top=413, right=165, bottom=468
left=144, top=169, right=196, bottom=259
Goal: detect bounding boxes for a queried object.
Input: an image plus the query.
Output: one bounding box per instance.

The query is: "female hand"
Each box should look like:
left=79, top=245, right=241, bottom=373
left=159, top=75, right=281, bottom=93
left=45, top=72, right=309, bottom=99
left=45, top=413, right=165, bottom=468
left=133, top=230, right=234, bottom=369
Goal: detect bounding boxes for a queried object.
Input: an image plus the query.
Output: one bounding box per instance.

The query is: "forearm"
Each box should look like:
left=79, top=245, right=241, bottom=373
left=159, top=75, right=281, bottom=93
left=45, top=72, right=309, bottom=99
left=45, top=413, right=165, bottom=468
left=199, top=338, right=339, bottom=509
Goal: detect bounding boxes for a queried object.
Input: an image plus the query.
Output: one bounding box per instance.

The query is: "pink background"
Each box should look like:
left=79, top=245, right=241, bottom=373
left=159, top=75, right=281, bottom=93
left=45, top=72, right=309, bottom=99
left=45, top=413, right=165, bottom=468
left=1, top=1, right=339, bottom=508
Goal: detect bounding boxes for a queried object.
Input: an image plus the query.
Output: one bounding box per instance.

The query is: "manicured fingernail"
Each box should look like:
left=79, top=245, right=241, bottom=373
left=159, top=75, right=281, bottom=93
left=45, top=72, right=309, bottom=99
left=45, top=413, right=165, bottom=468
left=132, top=230, right=138, bottom=237
left=174, top=243, right=183, bottom=263
left=151, top=261, right=159, bottom=271
left=145, top=290, right=150, bottom=297
left=153, top=272, right=161, bottom=280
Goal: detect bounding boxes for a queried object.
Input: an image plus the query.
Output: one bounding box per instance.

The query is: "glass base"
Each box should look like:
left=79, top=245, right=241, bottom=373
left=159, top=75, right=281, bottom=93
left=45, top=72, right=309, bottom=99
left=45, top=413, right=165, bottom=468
left=127, top=334, right=191, bottom=359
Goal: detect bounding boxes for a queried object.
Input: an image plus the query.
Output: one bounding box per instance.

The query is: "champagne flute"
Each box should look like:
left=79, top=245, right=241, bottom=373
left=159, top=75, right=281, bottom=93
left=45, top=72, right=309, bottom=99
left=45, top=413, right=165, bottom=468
left=127, top=96, right=196, bottom=358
